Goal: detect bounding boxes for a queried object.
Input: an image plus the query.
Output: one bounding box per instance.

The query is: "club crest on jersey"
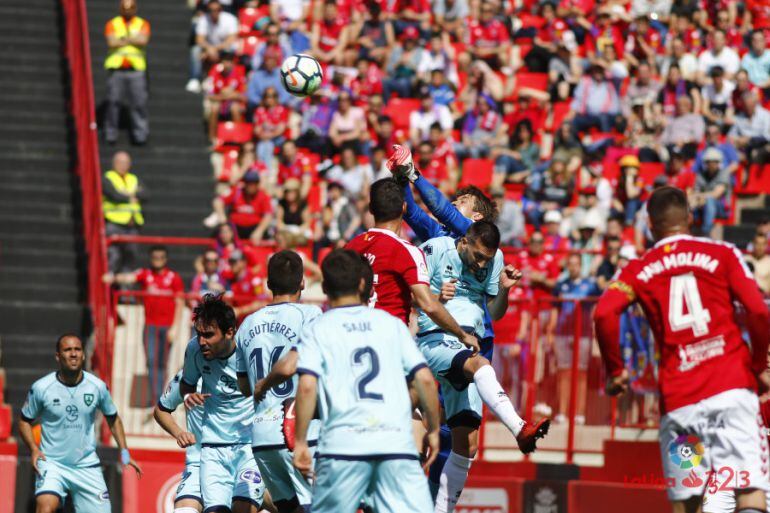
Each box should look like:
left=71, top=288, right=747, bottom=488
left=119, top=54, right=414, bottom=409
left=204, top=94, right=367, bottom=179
left=84, top=393, right=94, bottom=406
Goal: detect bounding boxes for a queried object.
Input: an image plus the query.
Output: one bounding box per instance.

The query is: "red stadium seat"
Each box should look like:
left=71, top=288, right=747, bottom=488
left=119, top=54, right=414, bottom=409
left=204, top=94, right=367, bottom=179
left=512, top=72, right=548, bottom=96
left=216, top=121, right=254, bottom=146
left=0, top=404, right=10, bottom=441
left=383, top=98, right=421, bottom=130
left=638, top=162, right=665, bottom=186
left=741, top=164, right=770, bottom=194
left=238, top=7, right=263, bottom=36
left=459, top=159, right=494, bottom=189
left=238, top=36, right=261, bottom=57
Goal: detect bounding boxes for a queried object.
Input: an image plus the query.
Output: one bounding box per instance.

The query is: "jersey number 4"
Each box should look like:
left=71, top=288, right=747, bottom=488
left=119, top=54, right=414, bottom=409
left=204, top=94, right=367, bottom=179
left=250, top=346, right=293, bottom=397
left=668, top=273, right=712, bottom=337
left=352, top=347, right=384, bottom=402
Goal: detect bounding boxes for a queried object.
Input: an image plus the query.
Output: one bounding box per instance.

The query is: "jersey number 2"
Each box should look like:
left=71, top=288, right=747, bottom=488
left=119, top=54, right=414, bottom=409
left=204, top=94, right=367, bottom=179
left=352, top=347, right=384, bottom=401
left=250, top=346, right=293, bottom=397
left=668, top=273, right=712, bottom=337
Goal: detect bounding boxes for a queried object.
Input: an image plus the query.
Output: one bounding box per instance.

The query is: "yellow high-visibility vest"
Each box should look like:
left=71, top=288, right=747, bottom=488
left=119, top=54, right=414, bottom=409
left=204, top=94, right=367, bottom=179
left=104, top=16, right=149, bottom=71
left=103, top=170, right=144, bottom=226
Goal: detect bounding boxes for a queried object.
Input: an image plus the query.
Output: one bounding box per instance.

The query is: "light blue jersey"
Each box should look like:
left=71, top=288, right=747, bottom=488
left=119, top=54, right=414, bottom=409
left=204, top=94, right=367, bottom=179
left=158, top=371, right=203, bottom=466
left=182, top=337, right=253, bottom=445
left=235, top=302, right=322, bottom=449
left=21, top=372, right=117, bottom=468
left=296, top=305, right=427, bottom=458
left=417, top=236, right=503, bottom=338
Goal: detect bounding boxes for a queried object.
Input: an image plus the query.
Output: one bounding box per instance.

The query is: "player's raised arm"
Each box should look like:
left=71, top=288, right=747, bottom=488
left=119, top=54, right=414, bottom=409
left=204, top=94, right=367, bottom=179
left=594, top=277, right=636, bottom=395
left=726, top=245, right=770, bottom=377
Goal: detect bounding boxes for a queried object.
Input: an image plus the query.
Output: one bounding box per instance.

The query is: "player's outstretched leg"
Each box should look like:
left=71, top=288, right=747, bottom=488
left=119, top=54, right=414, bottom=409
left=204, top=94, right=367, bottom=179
left=464, top=355, right=550, bottom=454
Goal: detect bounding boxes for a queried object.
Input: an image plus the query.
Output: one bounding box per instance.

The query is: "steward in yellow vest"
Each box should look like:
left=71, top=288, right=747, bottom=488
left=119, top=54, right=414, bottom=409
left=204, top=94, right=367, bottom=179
left=102, top=152, right=145, bottom=226
left=104, top=11, right=150, bottom=71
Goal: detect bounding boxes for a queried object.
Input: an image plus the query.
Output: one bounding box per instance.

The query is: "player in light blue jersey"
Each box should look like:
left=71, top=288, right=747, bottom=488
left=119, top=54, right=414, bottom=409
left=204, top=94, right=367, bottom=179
left=153, top=370, right=205, bottom=513
left=417, top=221, right=550, bottom=513
left=180, top=295, right=266, bottom=513
left=293, top=249, right=441, bottom=513
left=18, top=334, right=142, bottom=513
left=234, top=250, right=322, bottom=513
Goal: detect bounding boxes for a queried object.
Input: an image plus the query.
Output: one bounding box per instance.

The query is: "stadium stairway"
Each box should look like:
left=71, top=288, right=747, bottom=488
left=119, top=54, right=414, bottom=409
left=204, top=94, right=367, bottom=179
left=87, top=0, right=213, bottom=278
left=0, top=0, right=89, bottom=419
left=725, top=195, right=770, bottom=248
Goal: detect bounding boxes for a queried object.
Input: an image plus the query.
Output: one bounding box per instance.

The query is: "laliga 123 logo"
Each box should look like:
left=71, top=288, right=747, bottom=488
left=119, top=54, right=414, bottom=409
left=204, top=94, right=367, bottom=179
left=669, top=434, right=705, bottom=469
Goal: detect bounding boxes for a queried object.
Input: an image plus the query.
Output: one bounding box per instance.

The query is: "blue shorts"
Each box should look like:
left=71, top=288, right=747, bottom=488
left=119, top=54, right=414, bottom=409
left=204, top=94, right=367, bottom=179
left=201, top=444, right=265, bottom=512
left=253, top=446, right=313, bottom=512
left=312, top=456, right=432, bottom=513
left=175, top=462, right=202, bottom=505
left=35, top=459, right=110, bottom=513
left=417, top=332, right=483, bottom=429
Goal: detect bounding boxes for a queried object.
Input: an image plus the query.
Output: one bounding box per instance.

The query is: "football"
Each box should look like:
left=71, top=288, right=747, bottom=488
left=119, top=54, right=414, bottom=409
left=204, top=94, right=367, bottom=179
left=280, top=53, right=323, bottom=97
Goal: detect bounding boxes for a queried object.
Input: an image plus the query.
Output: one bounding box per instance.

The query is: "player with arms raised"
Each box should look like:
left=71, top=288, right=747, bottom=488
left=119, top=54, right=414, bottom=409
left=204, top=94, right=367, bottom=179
left=594, top=186, right=770, bottom=513
left=346, top=178, right=479, bottom=351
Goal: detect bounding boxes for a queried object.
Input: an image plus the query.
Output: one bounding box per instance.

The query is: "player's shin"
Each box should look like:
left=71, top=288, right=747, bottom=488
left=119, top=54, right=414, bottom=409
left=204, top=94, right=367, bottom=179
left=473, top=365, right=525, bottom=436
left=434, top=451, right=474, bottom=513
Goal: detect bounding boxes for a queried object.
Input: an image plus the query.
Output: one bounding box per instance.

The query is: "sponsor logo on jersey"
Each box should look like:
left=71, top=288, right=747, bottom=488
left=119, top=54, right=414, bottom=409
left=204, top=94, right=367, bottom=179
left=65, top=404, right=79, bottom=422
left=668, top=433, right=704, bottom=469
left=239, top=469, right=263, bottom=484
left=677, top=336, right=725, bottom=372
left=84, top=393, right=94, bottom=407
left=99, top=491, right=110, bottom=503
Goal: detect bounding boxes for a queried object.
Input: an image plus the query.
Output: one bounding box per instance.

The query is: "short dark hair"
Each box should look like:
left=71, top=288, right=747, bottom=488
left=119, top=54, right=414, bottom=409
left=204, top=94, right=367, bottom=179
left=465, top=220, right=501, bottom=251
left=267, top=250, right=304, bottom=295
left=369, top=178, right=405, bottom=222
left=149, top=245, right=167, bottom=255
left=455, top=186, right=498, bottom=222
left=192, top=294, right=236, bottom=335
left=647, top=186, right=689, bottom=228
left=56, top=333, right=82, bottom=352
left=359, top=254, right=374, bottom=302
left=322, top=249, right=364, bottom=299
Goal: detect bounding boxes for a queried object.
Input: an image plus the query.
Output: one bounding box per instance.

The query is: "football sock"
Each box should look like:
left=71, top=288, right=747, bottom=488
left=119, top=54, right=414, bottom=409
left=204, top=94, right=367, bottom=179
left=434, top=451, right=473, bottom=513
left=474, top=365, right=525, bottom=436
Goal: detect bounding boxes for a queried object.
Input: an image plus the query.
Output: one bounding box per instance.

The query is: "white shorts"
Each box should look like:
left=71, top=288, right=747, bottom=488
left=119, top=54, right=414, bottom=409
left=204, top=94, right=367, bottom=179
left=702, top=489, right=770, bottom=513
left=659, top=388, right=770, bottom=502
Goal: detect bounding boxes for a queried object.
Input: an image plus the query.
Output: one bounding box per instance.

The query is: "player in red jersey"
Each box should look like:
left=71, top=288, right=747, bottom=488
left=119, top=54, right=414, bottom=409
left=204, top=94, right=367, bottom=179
left=595, top=187, right=770, bottom=513
left=347, top=178, right=479, bottom=351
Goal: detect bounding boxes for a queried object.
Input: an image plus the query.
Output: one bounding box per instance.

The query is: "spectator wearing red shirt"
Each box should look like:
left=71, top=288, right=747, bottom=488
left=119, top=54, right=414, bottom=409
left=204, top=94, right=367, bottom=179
left=275, top=140, right=313, bottom=199
left=511, top=232, right=560, bottom=303
left=428, top=123, right=459, bottom=189
left=585, top=8, right=625, bottom=62
left=205, top=50, right=245, bottom=142
left=253, top=86, right=289, bottom=168
left=415, top=140, right=452, bottom=192
left=527, top=1, right=569, bottom=73
left=466, top=2, right=511, bottom=70
left=664, top=151, right=696, bottom=194
left=745, top=0, right=770, bottom=31
left=105, top=245, right=184, bottom=405
left=223, top=249, right=266, bottom=319
left=393, top=0, right=431, bottom=37
left=213, top=171, right=274, bottom=243
left=310, top=0, right=349, bottom=65
left=350, top=58, right=384, bottom=107
left=625, top=15, right=664, bottom=67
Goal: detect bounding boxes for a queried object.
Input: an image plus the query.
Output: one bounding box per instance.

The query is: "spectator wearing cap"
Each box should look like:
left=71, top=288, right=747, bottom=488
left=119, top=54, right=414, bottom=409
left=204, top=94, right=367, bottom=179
left=728, top=90, right=770, bottom=165
left=542, top=210, right=571, bottom=253
left=693, top=124, right=739, bottom=176
left=191, top=248, right=229, bottom=297
left=254, top=86, right=290, bottom=167
left=276, top=178, right=312, bottom=244
left=697, top=30, right=740, bottom=83
left=310, top=0, right=349, bottom=65
left=568, top=62, right=621, bottom=134
left=382, top=26, right=426, bottom=101
left=491, top=186, right=525, bottom=246
left=188, top=0, right=238, bottom=93
left=613, top=155, right=645, bottom=226
left=742, top=30, right=770, bottom=93
left=103, top=0, right=151, bottom=145
left=103, top=151, right=147, bottom=273
left=691, top=147, right=730, bottom=237
left=356, top=3, right=395, bottom=64
left=213, top=170, right=274, bottom=243
left=701, top=66, right=734, bottom=129
left=329, top=91, right=367, bottom=155
left=247, top=43, right=293, bottom=109
left=573, top=210, right=604, bottom=277
left=492, top=119, right=541, bottom=188
left=205, top=50, right=246, bottom=143
left=325, top=147, right=373, bottom=199
left=746, top=232, right=770, bottom=295
left=465, top=1, right=511, bottom=71
left=455, top=95, right=505, bottom=160
left=569, top=186, right=604, bottom=238
left=409, top=86, right=453, bottom=146
left=317, top=181, right=362, bottom=250
left=275, top=140, right=313, bottom=199
left=660, top=95, right=705, bottom=160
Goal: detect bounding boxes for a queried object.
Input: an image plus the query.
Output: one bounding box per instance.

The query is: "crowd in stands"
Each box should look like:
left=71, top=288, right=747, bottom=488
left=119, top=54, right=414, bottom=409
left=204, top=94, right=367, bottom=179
left=102, top=0, right=770, bottom=412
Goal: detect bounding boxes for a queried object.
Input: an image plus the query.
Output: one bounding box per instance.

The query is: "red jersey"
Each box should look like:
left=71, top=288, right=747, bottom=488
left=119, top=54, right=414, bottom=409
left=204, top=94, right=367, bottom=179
left=254, top=105, right=289, bottom=136
left=394, top=0, right=430, bottom=14
left=350, top=69, right=384, bottom=106
left=468, top=19, right=509, bottom=49
left=748, top=0, right=770, bottom=29
left=544, top=233, right=571, bottom=253
left=223, top=187, right=273, bottom=228
left=136, top=268, right=184, bottom=326
left=510, top=250, right=560, bottom=301
left=537, top=18, right=569, bottom=44
left=346, top=228, right=430, bottom=324
left=417, top=158, right=448, bottom=185
left=227, top=269, right=266, bottom=309
left=667, top=170, right=696, bottom=191
left=595, top=234, right=770, bottom=413
left=317, top=19, right=346, bottom=52
left=433, top=138, right=457, bottom=169
left=208, top=63, right=246, bottom=95
left=277, top=155, right=313, bottom=186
